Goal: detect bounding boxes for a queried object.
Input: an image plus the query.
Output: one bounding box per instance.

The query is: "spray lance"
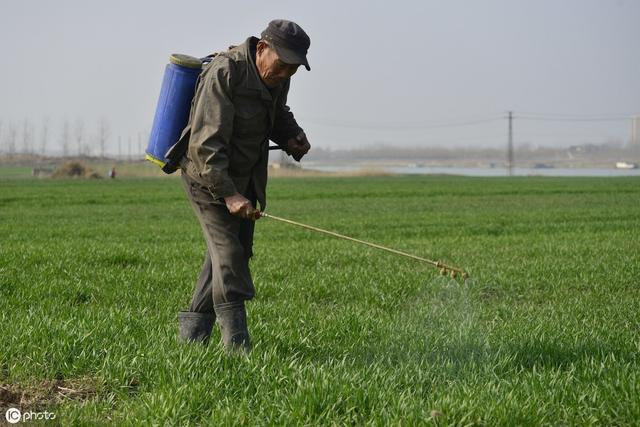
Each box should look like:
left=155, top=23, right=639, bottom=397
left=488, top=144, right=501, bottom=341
left=246, top=209, right=469, bottom=280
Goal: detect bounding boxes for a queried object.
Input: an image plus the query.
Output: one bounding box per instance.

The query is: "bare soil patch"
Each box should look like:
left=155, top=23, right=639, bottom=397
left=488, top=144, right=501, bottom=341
left=0, top=378, right=99, bottom=411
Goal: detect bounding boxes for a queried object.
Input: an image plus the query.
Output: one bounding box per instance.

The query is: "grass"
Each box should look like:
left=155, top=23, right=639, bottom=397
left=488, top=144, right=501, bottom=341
left=0, top=172, right=638, bottom=425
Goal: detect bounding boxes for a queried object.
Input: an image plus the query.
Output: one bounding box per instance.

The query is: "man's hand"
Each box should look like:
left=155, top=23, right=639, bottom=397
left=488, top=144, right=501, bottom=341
left=224, top=193, right=261, bottom=220
left=286, top=131, right=311, bottom=161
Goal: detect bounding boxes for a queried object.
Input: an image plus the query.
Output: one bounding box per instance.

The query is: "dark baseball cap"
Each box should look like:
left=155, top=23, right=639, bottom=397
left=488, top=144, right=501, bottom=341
left=261, top=19, right=311, bottom=71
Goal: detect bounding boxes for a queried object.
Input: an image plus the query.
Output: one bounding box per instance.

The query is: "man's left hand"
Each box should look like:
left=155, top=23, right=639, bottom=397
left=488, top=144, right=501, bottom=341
left=286, top=131, right=311, bottom=161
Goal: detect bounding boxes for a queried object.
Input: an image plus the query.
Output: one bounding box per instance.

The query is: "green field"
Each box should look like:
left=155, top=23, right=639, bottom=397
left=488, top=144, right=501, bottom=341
left=1, top=174, right=639, bottom=425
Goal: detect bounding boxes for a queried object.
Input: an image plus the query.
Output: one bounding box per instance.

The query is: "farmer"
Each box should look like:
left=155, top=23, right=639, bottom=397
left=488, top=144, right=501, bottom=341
left=174, top=20, right=311, bottom=352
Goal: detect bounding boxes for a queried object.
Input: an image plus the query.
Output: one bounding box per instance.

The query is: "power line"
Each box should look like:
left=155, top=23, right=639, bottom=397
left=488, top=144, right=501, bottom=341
left=516, top=111, right=636, bottom=118
left=515, top=112, right=634, bottom=122
left=301, top=111, right=635, bottom=130
left=517, top=116, right=632, bottom=122
left=301, top=116, right=503, bottom=131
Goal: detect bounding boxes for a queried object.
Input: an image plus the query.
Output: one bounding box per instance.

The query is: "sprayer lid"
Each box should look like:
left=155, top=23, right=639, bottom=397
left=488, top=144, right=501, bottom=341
left=169, top=54, right=202, bottom=69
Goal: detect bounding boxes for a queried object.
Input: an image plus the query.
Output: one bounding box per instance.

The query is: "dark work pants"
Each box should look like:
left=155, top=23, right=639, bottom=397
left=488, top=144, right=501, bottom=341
left=181, top=172, right=256, bottom=313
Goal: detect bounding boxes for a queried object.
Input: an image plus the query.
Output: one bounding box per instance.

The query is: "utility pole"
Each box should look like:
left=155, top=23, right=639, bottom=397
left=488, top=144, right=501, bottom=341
left=507, top=111, right=514, bottom=176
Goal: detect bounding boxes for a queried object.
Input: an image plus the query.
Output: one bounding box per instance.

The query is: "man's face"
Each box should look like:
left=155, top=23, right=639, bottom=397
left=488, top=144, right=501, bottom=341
left=256, top=40, right=300, bottom=89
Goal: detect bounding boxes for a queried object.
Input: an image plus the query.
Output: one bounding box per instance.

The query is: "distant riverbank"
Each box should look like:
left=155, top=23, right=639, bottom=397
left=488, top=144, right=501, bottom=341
left=303, top=163, right=640, bottom=177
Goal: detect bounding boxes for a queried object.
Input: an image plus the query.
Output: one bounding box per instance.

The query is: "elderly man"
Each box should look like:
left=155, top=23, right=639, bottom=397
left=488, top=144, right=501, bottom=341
left=173, top=20, right=311, bottom=352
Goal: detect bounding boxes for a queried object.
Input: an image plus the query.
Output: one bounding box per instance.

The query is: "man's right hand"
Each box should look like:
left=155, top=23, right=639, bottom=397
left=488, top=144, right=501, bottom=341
left=224, top=193, right=260, bottom=220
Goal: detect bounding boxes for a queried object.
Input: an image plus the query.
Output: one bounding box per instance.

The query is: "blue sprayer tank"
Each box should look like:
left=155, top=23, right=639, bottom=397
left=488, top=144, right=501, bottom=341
left=145, top=54, right=203, bottom=173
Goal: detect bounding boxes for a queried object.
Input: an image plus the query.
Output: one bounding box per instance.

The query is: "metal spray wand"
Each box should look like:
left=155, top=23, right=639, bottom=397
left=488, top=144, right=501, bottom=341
left=254, top=211, right=469, bottom=280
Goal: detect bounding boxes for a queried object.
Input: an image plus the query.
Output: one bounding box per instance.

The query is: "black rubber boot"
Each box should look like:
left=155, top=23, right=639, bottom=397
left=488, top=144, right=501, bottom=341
left=177, top=311, right=215, bottom=343
left=214, top=301, right=251, bottom=354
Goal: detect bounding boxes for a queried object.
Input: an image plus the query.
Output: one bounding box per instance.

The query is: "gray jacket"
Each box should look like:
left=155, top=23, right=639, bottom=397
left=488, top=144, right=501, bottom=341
left=169, top=37, right=302, bottom=209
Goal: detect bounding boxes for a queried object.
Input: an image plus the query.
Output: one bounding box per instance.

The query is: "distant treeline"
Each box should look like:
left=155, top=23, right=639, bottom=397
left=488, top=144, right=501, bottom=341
left=0, top=117, right=147, bottom=159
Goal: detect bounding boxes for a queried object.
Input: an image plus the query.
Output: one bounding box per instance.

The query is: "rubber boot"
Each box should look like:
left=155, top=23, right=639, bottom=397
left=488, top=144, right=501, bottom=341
left=177, top=311, right=215, bottom=343
left=214, top=301, right=251, bottom=354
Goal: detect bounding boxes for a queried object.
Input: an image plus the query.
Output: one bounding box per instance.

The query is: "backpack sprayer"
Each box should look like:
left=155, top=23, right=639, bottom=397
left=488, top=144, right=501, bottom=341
left=145, top=53, right=285, bottom=174
left=146, top=54, right=469, bottom=280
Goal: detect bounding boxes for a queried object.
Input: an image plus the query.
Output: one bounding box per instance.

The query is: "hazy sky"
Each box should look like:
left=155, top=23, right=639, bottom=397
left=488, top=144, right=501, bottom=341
left=1, top=0, right=639, bottom=154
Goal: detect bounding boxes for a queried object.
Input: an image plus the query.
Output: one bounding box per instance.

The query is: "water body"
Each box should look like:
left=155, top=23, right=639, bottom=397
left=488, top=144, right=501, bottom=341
left=303, top=164, right=640, bottom=177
